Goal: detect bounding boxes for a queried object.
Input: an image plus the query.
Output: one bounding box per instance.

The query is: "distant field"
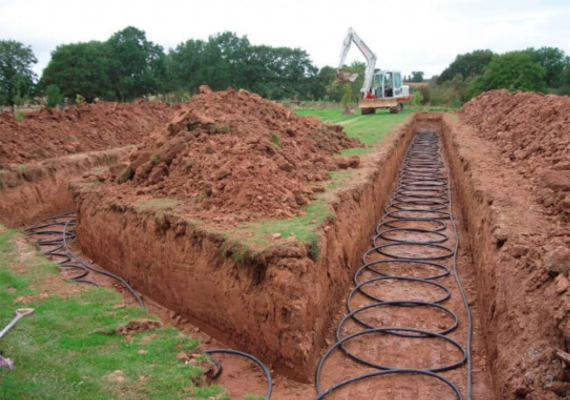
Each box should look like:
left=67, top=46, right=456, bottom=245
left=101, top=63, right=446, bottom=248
left=295, top=109, right=411, bottom=153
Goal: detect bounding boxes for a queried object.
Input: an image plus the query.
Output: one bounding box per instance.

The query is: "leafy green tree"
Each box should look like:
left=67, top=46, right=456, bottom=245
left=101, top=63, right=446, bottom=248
left=411, top=89, right=424, bottom=106
left=410, top=71, right=424, bottom=82
left=310, top=66, right=337, bottom=100
left=166, top=32, right=319, bottom=100
left=326, top=61, right=366, bottom=102
left=40, top=41, right=113, bottom=102
left=524, top=47, right=568, bottom=88
left=467, top=52, right=547, bottom=98
left=46, top=84, right=64, bottom=107
left=438, top=50, right=494, bottom=84
left=203, top=32, right=251, bottom=91
left=106, top=26, right=167, bottom=101
left=341, top=84, right=354, bottom=105
left=166, top=38, right=206, bottom=93
left=0, top=40, right=37, bottom=111
left=248, top=45, right=317, bottom=99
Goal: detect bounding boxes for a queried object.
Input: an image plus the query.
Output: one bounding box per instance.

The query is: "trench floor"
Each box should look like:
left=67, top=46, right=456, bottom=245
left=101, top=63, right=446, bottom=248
left=11, top=125, right=496, bottom=399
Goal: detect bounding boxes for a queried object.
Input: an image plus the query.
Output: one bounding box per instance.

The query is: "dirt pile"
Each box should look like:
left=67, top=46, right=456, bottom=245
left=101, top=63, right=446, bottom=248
left=99, top=87, right=361, bottom=223
left=0, top=100, right=175, bottom=165
left=460, top=89, right=570, bottom=221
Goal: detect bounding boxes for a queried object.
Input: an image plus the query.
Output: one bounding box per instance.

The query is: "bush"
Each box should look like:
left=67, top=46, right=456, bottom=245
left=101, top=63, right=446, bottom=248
left=411, top=90, right=424, bottom=106
left=466, top=52, right=547, bottom=99
left=46, top=84, right=64, bottom=108
left=341, top=84, right=355, bottom=106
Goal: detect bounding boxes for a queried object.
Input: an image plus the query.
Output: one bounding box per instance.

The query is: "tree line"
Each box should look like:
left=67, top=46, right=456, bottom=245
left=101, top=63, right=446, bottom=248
left=418, top=48, right=570, bottom=107
left=2, top=26, right=570, bottom=110
left=1, top=27, right=337, bottom=107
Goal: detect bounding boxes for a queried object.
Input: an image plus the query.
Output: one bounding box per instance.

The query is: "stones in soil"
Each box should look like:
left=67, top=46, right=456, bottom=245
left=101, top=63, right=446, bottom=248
left=105, top=88, right=362, bottom=223
left=460, top=89, right=570, bottom=222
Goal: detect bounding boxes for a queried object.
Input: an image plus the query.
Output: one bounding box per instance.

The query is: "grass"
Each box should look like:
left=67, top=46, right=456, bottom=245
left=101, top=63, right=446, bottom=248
left=135, top=198, right=180, bottom=211
left=327, top=170, right=354, bottom=189
left=224, top=108, right=409, bottom=257
left=115, top=166, right=134, bottom=184
left=269, top=132, right=281, bottom=150
left=231, top=194, right=333, bottom=259
left=212, top=124, right=229, bottom=134
left=0, top=227, right=229, bottom=400
left=295, top=108, right=411, bottom=149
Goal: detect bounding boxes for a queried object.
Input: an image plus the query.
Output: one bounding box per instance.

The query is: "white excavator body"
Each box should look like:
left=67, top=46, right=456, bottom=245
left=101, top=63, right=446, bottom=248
left=337, top=27, right=411, bottom=114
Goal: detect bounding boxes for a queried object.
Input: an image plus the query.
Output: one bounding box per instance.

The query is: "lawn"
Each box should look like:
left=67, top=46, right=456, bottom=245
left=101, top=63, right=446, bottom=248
left=222, top=108, right=412, bottom=254
left=0, top=227, right=229, bottom=400
left=296, top=108, right=412, bottom=154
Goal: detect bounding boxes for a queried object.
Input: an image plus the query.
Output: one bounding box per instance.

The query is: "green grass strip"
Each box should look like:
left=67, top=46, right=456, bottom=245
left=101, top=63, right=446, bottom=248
left=0, top=228, right=229, bottom=400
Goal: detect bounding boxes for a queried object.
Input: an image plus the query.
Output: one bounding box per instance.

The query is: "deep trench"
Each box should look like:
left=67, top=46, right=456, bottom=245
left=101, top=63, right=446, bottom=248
left=9, top=113, right=499, bottom=399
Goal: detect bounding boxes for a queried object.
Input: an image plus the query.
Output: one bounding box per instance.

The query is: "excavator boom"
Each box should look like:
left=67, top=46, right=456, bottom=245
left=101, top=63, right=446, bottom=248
left=337, top=27, right=377, bottom=95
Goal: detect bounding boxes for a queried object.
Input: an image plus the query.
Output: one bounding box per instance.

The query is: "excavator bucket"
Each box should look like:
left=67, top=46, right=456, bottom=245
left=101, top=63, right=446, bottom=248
left=337, top=70, right=358, bottom=83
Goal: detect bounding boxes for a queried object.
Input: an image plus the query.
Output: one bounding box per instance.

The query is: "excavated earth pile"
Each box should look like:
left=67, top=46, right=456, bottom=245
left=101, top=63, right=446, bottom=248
left=72, top=87, right=367, bottom=378
left=0, top=100, right=175, bottom=165
left=461, top=89, right=570, bottom=222
left=92, top=87, right=361, bottom=224
left=450, top=91, right=570, bottom=399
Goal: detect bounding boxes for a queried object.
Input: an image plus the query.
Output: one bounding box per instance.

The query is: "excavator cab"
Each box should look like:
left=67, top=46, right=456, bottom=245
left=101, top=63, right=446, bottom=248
left=372, top=71, right=407, bottom=99
left=362, top=70, right=410, bottom=114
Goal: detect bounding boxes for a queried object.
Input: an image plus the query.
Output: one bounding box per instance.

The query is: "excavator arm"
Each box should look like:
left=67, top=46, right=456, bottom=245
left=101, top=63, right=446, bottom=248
left=337, top=27, right=377, bottom=97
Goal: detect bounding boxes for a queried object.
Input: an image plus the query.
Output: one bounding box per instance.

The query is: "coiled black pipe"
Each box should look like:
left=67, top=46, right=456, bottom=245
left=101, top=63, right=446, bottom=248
left=24, top=212, right=144, bottom=307
left=25, top=212, right=273, bottom=398
left=314, top=132, right=472, bottom=399
left=205, top=349, right=273, bottom=399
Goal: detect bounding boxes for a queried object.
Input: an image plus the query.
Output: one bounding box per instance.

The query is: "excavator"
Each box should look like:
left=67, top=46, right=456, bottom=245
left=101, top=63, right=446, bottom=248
left=337, top=27, right=411, bottom=114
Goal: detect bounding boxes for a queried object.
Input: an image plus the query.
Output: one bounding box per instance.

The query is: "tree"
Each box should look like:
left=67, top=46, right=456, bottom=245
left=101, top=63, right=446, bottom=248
left=410, top=71, right=424, bottom=82
left=106, top=26, right=167, bottom=101
left=326, top=61, right=366, bottom=102
left=341, top=84, right=354, bottom=106
left=0, top=40, right=37, bottom=111
left=46, top=84, right=64, bottom=107
left=166, top=38, right=206, bottom=93
left=40, top=41, right=113, bottom=102
left=311, top=66, right=337, bottom=100
left=467, top=52, right=547, bottom=98
left=438, top=50, right=494, bottom=84
left=524, top=47, right=568, bottom=88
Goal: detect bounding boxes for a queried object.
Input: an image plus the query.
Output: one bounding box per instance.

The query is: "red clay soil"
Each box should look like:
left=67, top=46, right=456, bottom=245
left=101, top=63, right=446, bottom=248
left=460, top=89, right=570, bottom=222
left=452, top=91, right=570, bottom=399
left=97, top=87, right=361, bottom=223
left=0, top=100, right=175, bottom=165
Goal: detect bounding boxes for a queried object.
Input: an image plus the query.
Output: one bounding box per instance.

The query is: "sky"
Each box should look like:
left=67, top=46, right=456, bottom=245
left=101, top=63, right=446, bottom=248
left=1, top=0, right=570, bottom=79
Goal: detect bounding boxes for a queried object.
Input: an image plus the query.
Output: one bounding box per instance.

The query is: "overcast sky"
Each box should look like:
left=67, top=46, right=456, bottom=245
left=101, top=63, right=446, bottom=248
left=1, top=0, right=570, bottom=79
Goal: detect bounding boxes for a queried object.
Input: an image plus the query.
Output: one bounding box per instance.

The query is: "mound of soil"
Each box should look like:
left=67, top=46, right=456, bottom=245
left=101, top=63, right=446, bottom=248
left=460, top=89, right=570, bottom=221
left=0, top=100, right=176, bottom=165
left=99, top=87, right=361, bottom=223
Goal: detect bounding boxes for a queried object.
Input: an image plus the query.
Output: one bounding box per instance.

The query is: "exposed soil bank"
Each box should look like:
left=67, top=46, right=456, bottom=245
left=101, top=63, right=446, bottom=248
left=0, top=100, right=174, bottom=165
left=439, top=113, right=569, bottom=399
left=72, top=115, right=424, bottom=380
left=0, top=147, right=131, bottom=227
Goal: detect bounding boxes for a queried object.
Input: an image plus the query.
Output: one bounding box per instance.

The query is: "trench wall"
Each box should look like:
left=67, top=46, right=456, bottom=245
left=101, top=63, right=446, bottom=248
left=72, top=115, right=432, bottom=379
left=0, top=147, right=131, bottom=227
left=439, top=113, right=566, bottom=399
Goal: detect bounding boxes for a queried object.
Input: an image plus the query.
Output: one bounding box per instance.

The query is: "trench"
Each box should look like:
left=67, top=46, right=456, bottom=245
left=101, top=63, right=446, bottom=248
left=5, top=113, right=502, bottom=399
